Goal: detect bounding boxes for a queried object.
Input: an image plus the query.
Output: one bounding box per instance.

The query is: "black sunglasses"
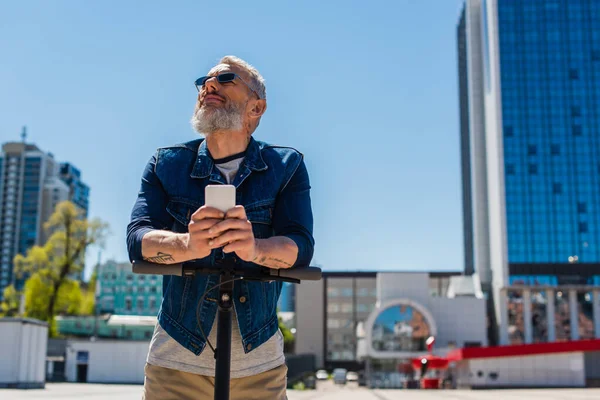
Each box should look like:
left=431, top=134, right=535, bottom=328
left=194, top=72, right=261, bottom=99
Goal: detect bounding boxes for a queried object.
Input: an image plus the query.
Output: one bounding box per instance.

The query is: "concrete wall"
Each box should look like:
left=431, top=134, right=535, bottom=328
left=65, top=340, right=150, bottom=384
left=377, top=273, right=430, bottom=305
left=0, top=318, right=48, bottom=388
left=456, top=352, right=586, bottom=388
left=428, top=297, right=488, bottom=349
left=294, top=279, right=324, bottom=368
left=465, top=0, right=492, bottom=287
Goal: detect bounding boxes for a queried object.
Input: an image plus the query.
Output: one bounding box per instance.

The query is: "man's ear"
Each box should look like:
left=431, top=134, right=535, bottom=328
left=249, top=99, right=267, bottom=119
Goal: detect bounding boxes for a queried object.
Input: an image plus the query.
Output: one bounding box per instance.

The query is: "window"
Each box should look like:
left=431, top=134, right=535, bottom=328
left=504, top=126, right=514, bottom=136
left=579, top=222, right=588, bottom=233
left=103, top=298, right=114, bottom=311
left=506, top=164, right=515, bottom=175
left=571, top=106, right=581, bottom=117
left=327, top=319, right=340, bottom=329
left=149, top=298, right=156, bottom=309
left=577, top=202, right=587, bottom=213
left=551, top=144, right=560, bottom=156
left=371, top=304, right=431, bottom=352
left=125, top=298, right=132, bottom=311
left=573, top=124, right=582, bottom=136
left=527, top=145, right=537, bottom=156
left=137, top=298, right=144, bottom=309
left=528, top=164, right=538, bottom=175
left=569, top=68, right=579, bottom=79
left=327, top=304, right=340, bottom=313
left=553, top=183, right=562, bottom=194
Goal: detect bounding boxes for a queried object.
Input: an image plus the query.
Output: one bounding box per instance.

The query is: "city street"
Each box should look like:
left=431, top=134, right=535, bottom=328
left=2, top=381, right=600, bottom=400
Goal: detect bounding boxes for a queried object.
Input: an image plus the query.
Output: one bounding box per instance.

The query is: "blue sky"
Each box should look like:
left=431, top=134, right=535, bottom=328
left=0, top=0, right=465, bottom=279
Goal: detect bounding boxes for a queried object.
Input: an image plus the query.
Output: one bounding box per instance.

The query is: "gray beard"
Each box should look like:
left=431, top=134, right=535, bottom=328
left=190, top=101, right=244, bottom=135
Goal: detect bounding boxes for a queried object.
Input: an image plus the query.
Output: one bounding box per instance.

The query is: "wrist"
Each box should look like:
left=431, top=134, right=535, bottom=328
left=178, top=233, right=193, bottom=261
left=252, top=239, right=264, bottom=263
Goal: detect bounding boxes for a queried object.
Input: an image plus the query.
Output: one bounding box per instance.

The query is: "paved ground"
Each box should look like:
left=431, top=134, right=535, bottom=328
left=2, top=381, right=600, bottom=399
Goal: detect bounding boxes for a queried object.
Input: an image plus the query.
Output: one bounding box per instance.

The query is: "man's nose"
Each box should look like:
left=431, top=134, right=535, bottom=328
left=204, top=76, right=219, bottom=93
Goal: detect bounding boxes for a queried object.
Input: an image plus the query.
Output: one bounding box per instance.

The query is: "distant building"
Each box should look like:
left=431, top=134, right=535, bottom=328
left=458, top=0, right=600, bottom=345
left=56, top=260, right=162, bottom=340
left=97, top=260, right=162, bottom=316
left=59, top=162, right=90, bottom=217
left=295, top=270, right=488, bottom=386
left=0, top=132, right=90, bottom=297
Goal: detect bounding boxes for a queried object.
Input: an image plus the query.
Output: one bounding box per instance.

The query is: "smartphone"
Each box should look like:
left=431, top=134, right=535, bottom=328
left=205, top=184, right=236, bottom=213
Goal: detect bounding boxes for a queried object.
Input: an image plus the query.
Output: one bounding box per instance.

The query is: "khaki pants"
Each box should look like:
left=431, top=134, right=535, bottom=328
left=142, top=362, right=288, bottom=400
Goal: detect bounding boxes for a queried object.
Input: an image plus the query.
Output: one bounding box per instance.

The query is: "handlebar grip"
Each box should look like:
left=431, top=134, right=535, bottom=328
left=274, top=266, right=322, bottom=281
left=132, top=260, right=183, bottom=276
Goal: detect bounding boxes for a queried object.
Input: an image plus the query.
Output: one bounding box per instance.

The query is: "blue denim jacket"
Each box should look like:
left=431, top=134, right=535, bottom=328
left=126, top=137, right=314, bottom=355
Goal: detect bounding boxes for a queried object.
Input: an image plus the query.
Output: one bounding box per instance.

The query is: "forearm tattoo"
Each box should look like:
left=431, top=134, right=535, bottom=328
left=145, top=252, right=175, bottom=264
left=254, top=255, right=293, bottom=269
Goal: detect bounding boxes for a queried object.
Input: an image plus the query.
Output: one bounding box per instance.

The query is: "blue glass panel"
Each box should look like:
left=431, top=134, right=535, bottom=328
left=509, top=275, right=558, bottom=286
left=498, top=0, right=600, bottom=264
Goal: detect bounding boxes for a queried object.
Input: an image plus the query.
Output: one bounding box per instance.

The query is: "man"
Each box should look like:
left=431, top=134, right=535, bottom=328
left=127, top=55, right=314, bottom=400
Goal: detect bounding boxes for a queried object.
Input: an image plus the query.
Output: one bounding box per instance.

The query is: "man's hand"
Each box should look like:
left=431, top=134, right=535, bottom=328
left=186, top=206, right=225, bottom=260
left=207, top=205, right=259, bottom=262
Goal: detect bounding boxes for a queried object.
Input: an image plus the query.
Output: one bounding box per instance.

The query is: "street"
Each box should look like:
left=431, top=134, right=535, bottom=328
left=2, top=381, right=600, bottom=400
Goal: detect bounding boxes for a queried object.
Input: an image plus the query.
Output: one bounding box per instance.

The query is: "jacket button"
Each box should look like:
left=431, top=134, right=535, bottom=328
left=247, top=343, right=252, bottom=351
left=239, top=296, right=247, bottom=303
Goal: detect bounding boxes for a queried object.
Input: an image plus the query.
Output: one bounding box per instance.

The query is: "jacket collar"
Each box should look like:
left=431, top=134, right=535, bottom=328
left=190, top=136, right=268, bottom=179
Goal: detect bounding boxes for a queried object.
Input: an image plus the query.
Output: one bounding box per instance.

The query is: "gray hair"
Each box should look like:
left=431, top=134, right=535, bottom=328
left=218, top=55, right=267, bottom=100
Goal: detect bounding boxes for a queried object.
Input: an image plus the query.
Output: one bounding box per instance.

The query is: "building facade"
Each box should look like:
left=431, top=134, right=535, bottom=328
left=0, top=135, right=91, bottom=297
left=295, top=271, right=487, bottom=384
left=59, top=162, right=90, bottom=218
left=458, top=0, right=600, bottom=344
left=97, top=260, right=162, bottom=316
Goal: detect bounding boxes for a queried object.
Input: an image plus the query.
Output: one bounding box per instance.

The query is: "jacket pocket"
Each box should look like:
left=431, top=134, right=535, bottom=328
left=166, top=198, right=200, bottom=232
left=245, top=201, right=273, bottom=239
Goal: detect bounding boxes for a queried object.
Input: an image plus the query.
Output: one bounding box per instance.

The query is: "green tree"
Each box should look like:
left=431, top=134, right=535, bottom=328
left=6, top=201, right=108, bottom=332
left=278, top=314, right=295, bottom=353
left=0, top=285, right=21, bottom=317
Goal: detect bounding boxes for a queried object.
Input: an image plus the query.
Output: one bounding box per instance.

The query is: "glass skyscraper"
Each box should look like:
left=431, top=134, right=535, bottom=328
left=0, top=134, right=90, bottom=299
left=458, top=0, right=600, bottom=345
left=60, top=162, right=90, bottom=218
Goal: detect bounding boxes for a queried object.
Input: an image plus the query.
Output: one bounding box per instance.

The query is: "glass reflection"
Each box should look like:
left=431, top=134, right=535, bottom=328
left=577, top=292, right=594, bottom=340
left=510, top=275, right=558, bottom=286
left=371, top=304, right=430, bottom=352
left=531, top=290, right=548, bottom=343
left=554, top=291, right=570, bottom=341
left=507, top=290, right=524, bottom=344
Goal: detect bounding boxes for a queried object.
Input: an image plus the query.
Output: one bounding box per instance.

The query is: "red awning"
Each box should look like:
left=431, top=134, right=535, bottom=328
left=447, top=339, right=600, bottom=361
left=412, top=354, right=449, bottom=369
